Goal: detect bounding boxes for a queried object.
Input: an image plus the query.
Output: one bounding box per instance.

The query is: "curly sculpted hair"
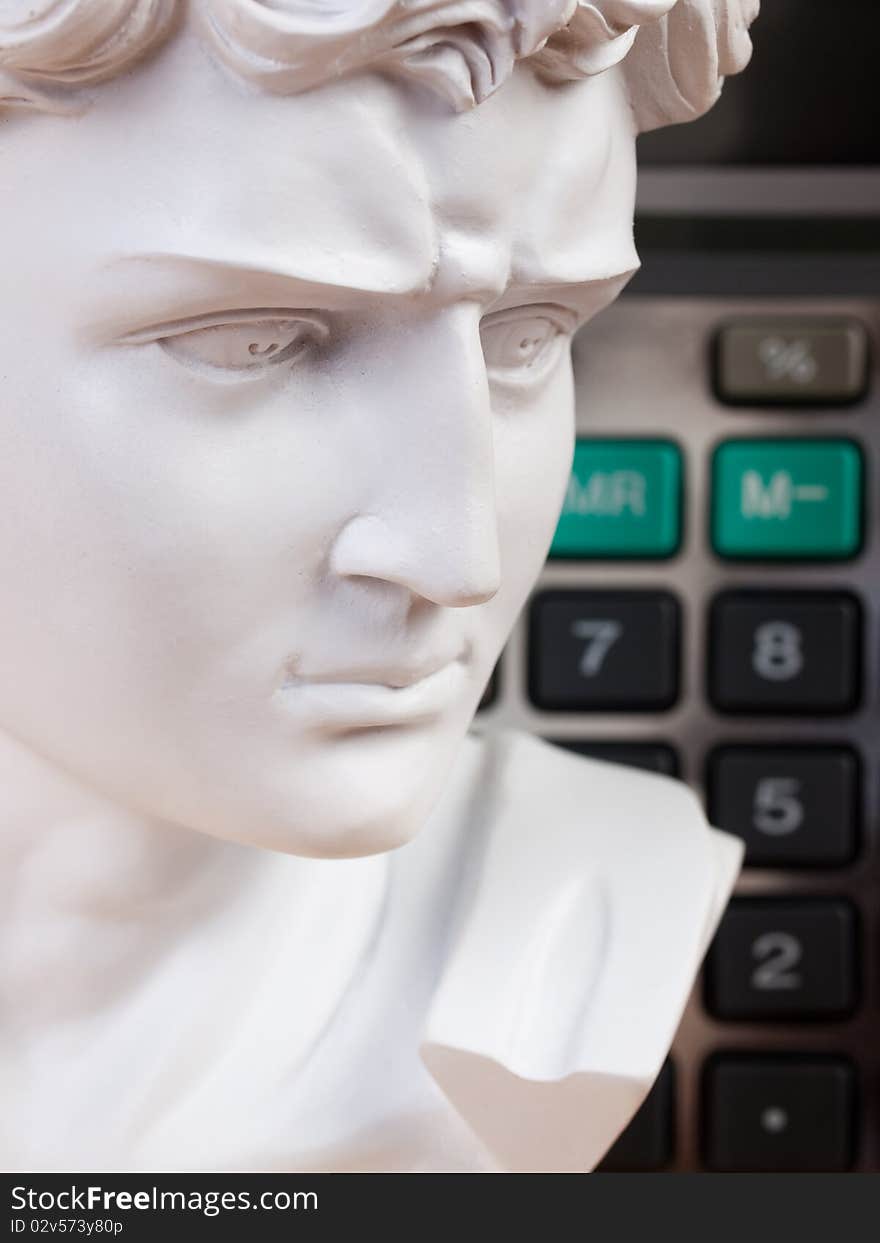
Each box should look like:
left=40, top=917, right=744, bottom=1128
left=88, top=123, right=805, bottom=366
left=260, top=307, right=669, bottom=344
left=0, top=0, right=759, bottom=126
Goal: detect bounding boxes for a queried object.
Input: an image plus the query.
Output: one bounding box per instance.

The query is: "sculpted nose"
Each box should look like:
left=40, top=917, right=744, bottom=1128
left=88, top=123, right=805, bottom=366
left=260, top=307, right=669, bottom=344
left=330, top=512, right=501, bottom=608
left=329, top=308, right=502, bottom=608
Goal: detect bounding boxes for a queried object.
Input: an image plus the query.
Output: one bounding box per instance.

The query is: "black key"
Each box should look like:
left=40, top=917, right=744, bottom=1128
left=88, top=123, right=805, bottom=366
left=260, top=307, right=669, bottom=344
left=707, top=745, right=860, bottom=867
left=709, top=591, right=861, bottom=714
left=705, top=898, right=858, bottom=1021
left=600, top=1061, right=676, bottom=1171
left=477, top=662, right=500, bottom=711
left=703, top=1055, right=857, bottom=1172
left=549, top=740, right=680, bottom=777
left=529, top=591, right=680, bottom=711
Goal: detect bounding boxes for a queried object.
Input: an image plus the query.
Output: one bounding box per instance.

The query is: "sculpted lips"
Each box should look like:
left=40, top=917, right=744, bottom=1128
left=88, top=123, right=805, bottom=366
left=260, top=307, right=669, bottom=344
left=276, top=649, right=470, bottom=728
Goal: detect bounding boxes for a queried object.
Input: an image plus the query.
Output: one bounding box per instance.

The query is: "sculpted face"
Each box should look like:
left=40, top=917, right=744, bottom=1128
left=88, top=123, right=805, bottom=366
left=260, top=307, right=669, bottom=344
left=0, top=28, right=638, bottom=855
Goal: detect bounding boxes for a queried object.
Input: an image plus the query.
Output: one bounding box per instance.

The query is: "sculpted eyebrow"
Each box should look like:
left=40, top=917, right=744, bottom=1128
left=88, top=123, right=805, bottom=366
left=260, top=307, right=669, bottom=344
left=495, top=269, right=639, bottom=318
left=86, top=252, right=438, bottom=342
left=115, top=253, right=431, bottom=303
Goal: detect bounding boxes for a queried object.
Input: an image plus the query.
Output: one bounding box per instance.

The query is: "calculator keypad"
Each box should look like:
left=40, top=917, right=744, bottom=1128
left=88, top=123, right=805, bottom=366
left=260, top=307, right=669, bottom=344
left=480, top=293, right=879, bottom=1170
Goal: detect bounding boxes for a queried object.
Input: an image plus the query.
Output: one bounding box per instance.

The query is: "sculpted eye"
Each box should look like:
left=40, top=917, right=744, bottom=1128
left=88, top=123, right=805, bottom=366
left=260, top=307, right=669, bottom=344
left=153, top=313, right=329, bottom=374
left=480, top=306, right=575, bottom=378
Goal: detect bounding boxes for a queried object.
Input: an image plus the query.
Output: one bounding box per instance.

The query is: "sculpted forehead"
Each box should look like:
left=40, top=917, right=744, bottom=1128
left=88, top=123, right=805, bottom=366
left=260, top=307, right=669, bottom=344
left=5, top=26, right=637, bottom=309
left=28, top=31, right=437, bottom=295
left=412, top=62, right=638, bottom=290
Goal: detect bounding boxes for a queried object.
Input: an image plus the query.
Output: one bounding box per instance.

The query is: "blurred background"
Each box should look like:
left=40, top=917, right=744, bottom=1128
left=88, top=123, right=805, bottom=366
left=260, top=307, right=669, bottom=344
left=479, top=0, right=879, bottom=1171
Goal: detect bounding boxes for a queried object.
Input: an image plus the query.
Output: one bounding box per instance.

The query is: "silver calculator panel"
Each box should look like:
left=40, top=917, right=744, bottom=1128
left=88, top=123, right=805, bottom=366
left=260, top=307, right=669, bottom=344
left=480, top=293, right=880, bottom=1171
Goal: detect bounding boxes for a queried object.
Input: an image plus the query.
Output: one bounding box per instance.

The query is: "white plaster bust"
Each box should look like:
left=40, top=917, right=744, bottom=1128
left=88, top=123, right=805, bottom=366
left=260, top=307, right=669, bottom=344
left=0, top=0, right=758, bottom=1173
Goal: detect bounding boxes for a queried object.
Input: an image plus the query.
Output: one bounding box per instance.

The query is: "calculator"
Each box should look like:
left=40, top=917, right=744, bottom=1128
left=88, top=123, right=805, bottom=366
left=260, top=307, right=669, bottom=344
left=477, top=214, right=879, bottom=1171
left=476, top=0, right=880, bottom=1171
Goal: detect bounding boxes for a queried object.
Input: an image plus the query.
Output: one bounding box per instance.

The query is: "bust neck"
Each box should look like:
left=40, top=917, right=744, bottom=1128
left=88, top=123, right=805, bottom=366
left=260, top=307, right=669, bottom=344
left=0, top=729, right=390, bottom=1169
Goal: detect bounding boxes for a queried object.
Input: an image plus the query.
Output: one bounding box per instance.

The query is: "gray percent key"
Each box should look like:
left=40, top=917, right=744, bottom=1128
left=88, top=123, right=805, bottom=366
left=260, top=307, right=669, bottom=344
left=714, top=317, right=869, bottom=405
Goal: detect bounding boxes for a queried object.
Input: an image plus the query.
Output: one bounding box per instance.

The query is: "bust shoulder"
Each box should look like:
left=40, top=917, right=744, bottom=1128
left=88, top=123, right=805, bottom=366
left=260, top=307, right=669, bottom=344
left=415, top=729, right=741, bottom=1172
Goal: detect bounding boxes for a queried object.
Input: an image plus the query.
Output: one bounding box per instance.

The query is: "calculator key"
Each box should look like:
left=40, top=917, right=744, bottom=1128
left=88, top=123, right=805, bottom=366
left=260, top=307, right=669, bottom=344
left=599, top=1061, right=675, bottom=1171
left=709, top=591, right=861, bottom=714
left=529, top=591, right=679, bottom=711
left=703, top=1056, right=857, bottom=1172
left=477, top=663, right=499, bottom=711
left=714, top=317, right=869, bottom=406
left=705, top=899, right=858, bottom=1021
left=712, top=439, right=862, bottom=560
left=550, top=740, right=679, bottom=776
left=707, top=746, right=860, bottom=867
left=550, top=439, right=682, bottom=559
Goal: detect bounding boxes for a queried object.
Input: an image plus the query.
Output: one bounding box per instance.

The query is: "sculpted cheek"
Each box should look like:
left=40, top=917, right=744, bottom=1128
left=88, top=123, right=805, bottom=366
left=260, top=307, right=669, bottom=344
left=492, top=363, right=576, bottom=589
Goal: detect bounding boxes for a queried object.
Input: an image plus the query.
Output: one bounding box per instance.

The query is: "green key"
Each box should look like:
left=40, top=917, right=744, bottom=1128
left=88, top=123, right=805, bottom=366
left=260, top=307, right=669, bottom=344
left=550, top=440, right=682, bottom=559
left=712, top=439, right=862, bottom=560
